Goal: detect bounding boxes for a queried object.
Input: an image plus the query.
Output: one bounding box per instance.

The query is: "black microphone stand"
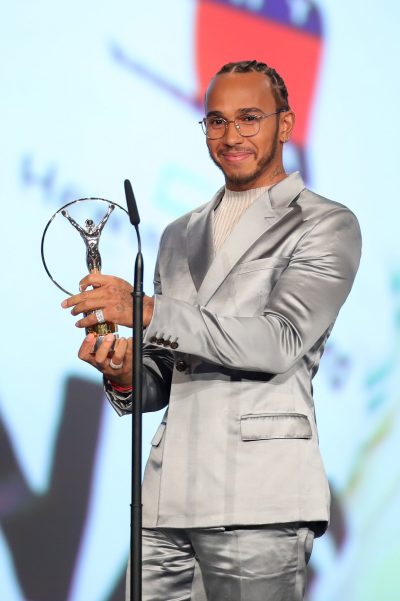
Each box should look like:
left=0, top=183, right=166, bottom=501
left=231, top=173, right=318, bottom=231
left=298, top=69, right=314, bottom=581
left=124, top=179, right=143, bottom=601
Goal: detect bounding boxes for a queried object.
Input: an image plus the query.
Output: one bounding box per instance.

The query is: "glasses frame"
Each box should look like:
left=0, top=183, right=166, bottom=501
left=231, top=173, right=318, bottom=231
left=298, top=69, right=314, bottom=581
left=198, top=108, right=288, bottom=140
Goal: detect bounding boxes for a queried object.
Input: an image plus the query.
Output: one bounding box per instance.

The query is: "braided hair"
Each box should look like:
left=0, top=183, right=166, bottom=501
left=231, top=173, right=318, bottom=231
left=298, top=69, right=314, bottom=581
left=216, top=60, right=290, bottom=111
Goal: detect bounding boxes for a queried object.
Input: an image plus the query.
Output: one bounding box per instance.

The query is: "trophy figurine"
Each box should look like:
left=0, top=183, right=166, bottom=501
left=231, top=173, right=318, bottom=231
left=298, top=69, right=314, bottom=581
left=61, top=203, right=117, bottom=350
left=61, top=205, right=114, bottom=273
left=41, top=197, right=129, bottom=353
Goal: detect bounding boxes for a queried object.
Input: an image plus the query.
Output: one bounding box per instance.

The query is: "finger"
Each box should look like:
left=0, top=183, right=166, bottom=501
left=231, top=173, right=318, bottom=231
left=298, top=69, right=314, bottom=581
left=61, top=293, right=82, bottom=309
left=73, top=295, right=132, bottom=328
left=74, top=311, right=113, bottom=329
left=70, top=295, right=107, bottom=317
left=66, top=283, right=127, bottom=315
left=61, top=290, right=94, bottom=309
left=103, top=338, right=133, bottom=386
left=79, top=273, right=112, bottom=292
left=62, top=275, right=133, bottom=327
left=111, top=337, right=128, bottom=365
left=61, top=274, right=115, bottom=309
left=78, top=333, right=97, bottom=362
left=93, top=333, right=116, bottom=364
left=61, top=287, right=106, bottom=310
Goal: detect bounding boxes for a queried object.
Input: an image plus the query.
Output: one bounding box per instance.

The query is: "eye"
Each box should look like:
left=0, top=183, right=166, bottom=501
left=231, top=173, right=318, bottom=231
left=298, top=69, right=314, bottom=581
left=238, top=114, right=259, bottom=123
left=207, top=117, right=225, bottom=128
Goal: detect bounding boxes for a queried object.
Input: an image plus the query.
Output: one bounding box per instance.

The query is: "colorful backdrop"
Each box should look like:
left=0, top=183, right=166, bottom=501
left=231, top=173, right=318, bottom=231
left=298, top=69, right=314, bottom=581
left=1, top=1, right=399, bottom=599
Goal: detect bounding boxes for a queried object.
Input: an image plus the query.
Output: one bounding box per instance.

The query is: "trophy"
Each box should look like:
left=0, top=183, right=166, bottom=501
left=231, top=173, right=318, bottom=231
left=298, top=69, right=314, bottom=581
left=41, top=197, right=130, bottom=351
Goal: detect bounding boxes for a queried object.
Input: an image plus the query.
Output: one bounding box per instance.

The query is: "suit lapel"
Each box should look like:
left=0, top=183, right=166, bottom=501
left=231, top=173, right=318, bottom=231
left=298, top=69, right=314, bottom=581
left=195, top=172, right=305, bottom=306
left=186, top=188, right=223, bottom=291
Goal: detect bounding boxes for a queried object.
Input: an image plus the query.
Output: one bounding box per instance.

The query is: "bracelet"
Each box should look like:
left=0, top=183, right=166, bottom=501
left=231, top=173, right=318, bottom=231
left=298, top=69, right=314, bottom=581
left=109, top=381, right=133, bottom=393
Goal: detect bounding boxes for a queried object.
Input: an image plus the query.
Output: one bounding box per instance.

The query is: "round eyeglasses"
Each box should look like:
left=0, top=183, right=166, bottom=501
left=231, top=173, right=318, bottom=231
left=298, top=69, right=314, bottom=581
left=199, top=109, right=287, bottom=140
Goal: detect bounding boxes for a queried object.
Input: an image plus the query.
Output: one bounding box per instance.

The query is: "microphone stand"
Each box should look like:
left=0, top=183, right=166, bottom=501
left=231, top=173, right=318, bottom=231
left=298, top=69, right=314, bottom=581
left=124, top=179, right=143, bottom=601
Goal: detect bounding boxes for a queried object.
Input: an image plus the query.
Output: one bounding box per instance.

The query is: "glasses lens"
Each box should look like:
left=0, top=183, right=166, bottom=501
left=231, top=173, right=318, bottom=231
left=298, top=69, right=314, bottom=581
left=204, top=117, right=226, bottom=139
left=236, top=115, right=260, bottom=137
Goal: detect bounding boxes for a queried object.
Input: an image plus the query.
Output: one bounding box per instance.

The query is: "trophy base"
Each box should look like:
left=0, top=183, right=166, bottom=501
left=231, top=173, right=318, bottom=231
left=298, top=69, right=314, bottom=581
left=85, top=320, right=118, bottom=354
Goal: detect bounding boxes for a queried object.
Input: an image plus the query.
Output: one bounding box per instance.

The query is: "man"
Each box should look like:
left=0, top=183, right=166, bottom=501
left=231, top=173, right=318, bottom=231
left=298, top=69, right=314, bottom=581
left=62, top=60, right=361, bottom=600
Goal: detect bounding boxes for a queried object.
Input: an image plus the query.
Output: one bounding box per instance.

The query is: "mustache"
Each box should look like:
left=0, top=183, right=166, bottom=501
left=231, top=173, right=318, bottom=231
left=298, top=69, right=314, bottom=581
left=217, top=148, right=255, bottom=156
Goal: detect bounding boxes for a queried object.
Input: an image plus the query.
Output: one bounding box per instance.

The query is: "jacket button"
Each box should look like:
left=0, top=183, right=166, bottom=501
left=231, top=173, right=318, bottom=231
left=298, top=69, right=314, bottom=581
left=157, top=338, right=164, bottom=345
left=163, top=339, right=171, bottom=347
left=170, top=341, right=179, bottom=349
left=149, top=336, right=157, bottom=343
left=175, top=360, right=187, bottom=372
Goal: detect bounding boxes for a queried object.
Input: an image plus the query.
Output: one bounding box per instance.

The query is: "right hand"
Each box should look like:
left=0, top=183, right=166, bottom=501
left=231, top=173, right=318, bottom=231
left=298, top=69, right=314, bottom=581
left=62, top=274, right=134, bottom=329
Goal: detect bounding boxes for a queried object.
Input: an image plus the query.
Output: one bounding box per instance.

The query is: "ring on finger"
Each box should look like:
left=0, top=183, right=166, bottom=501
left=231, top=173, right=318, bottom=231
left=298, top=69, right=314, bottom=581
left=95, top=309, right=105, bottom=324
left=110, top=358, right=124, bottom=369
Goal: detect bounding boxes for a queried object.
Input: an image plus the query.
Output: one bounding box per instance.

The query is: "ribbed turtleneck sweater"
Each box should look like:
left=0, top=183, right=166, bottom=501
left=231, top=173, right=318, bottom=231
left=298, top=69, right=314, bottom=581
left=213, top=186, right=271, bottom=251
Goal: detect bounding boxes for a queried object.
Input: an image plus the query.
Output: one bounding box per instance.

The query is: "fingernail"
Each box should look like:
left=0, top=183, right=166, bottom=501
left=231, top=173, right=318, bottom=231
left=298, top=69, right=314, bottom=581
left=61, top=300, right=68, bottom=308
left=75, top=321, right=82, bottom=328
left=85, top=333, right=94, bottom=341
left=79, top=284, right=83, bottom=292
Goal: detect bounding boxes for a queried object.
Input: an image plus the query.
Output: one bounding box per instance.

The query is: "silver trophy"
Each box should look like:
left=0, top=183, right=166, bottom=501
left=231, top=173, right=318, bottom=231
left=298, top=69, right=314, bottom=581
left=41, top=197, right=129, bottom=351
left=61, top=204, right=114, bottom=273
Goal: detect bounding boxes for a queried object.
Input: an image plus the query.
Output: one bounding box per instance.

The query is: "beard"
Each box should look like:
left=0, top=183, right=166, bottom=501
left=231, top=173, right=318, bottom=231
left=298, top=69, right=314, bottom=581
left=208, top=121, right=280, bottom=188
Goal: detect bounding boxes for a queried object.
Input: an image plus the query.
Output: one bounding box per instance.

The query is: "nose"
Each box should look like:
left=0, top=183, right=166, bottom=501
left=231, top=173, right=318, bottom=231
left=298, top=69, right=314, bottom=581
left=223, top=120, right=243, bottom=145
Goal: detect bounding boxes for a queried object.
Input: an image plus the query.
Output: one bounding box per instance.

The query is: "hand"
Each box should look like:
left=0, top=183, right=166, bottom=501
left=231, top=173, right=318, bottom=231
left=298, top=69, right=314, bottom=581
left=78, top=333, right=132, bottom=387
left=61, top=273, right=134, bottom=329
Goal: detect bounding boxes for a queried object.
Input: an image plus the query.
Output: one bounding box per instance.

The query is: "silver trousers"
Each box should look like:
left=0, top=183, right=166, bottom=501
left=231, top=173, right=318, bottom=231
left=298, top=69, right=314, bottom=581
left=126, top=524, right=314, bottom=601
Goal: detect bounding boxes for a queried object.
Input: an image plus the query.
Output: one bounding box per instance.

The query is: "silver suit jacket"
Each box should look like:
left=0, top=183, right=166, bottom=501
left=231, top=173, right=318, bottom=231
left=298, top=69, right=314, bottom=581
left=108, top=172, right=361, bottom=535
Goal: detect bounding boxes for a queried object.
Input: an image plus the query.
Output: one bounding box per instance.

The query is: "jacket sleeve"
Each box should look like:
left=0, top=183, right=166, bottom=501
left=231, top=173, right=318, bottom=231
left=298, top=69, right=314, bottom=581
left=104, top=346, right=173, bottom=416
left=143, top=207, right=361, bottom=374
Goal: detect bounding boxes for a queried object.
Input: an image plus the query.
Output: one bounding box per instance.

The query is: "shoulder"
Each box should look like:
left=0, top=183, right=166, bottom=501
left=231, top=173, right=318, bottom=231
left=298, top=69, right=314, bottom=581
left=298, top=186, right=358, bottom=219
left=297, top=186, right=361, bottom=236
left=293, top=187, right=362, bottom=273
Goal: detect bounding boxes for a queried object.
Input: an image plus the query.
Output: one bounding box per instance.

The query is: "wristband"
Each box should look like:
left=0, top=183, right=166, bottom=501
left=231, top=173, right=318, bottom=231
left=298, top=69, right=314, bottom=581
left=109, top=381, right=133, bottom=393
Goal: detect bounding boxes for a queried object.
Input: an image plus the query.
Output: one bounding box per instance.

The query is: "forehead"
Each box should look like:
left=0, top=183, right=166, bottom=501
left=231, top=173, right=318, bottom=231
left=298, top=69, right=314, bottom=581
left=205, top=72, right=275, bottom=114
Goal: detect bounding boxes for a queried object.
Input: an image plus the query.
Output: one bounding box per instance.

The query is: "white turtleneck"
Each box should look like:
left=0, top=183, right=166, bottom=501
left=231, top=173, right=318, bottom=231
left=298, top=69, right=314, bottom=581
left=213, top=186, right=271, bottom=251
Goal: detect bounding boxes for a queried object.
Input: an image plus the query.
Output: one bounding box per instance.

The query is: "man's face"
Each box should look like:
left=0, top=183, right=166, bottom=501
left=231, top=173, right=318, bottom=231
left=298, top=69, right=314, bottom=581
left=205, top=72, right=290, bottom=190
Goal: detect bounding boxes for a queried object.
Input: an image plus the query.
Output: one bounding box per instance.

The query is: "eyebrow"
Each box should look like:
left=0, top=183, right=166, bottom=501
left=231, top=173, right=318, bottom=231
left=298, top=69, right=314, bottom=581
left=237, top=107, right=264, bottom=114
left=206, top=107, right=264, bottom=117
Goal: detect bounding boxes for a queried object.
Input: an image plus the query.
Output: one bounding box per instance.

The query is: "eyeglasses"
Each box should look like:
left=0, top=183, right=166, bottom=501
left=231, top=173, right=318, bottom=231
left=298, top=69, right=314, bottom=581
left=199, top=109, right=287, bottom=140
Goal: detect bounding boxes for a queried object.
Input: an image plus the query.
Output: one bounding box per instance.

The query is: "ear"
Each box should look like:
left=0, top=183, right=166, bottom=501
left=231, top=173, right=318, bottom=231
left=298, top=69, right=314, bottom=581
left=279, top=110, right=295, bottom=144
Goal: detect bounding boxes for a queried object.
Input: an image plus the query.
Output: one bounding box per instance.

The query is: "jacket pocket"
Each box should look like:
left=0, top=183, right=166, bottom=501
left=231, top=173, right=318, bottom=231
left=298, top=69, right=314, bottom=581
left=151, top=422, right=166, bottom=447
left=240, top=413, right=312, bottom=441
left=235, top=256, right=290, bottom=274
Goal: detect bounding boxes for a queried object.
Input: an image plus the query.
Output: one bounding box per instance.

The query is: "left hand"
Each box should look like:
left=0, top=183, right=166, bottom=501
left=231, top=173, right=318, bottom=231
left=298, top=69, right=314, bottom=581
left=78, top=333, right=133, bottom=387
left=61, top=273, right=154, bottom=329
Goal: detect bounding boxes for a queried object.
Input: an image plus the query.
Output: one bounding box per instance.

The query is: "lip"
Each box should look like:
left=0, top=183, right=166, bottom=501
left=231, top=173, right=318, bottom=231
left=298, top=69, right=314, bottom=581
left=219, top=151, right=254, bottom=162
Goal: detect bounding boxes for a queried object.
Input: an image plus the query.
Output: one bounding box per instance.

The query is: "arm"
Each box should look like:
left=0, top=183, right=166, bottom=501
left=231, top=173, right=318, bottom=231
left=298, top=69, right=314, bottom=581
left=144, top=208, right=362, bottom=373
left=61, top=209, right=86, bottom=235
left=96, top=204, right=115, bottom=234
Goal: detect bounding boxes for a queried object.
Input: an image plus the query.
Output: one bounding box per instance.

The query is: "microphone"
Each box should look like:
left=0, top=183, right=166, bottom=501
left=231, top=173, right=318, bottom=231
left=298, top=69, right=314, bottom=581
left=124, top=179, right=140, bottom=227
left=124, top=178, right=142, bottom=280
left=123, top=177, right=144, bottom=601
